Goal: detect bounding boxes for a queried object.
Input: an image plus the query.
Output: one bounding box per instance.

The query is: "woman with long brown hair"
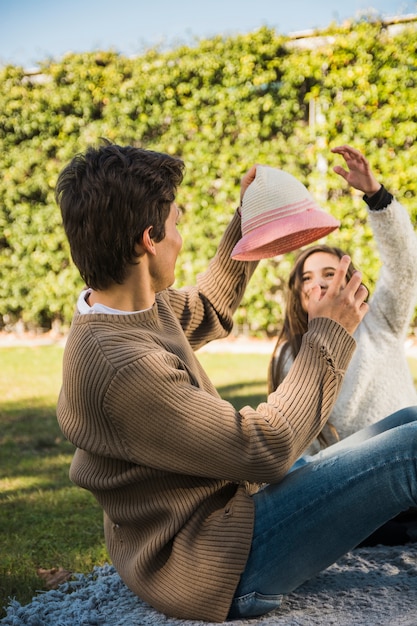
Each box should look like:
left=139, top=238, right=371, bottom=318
left=268, top=145, right=417, bottom=453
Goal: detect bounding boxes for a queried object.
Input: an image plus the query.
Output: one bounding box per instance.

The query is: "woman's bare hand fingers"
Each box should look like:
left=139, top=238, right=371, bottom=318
left=308, top=256, right=369, bottom=334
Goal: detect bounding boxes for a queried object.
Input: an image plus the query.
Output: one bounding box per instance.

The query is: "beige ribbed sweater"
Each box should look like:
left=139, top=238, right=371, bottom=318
left=57, top=212, right=355, bottom=622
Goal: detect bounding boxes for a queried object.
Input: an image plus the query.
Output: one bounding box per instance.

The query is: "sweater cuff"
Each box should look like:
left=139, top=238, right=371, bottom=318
left=364, top=185, right=393, bottom=211
left=305, top=317, right=356, bottom=373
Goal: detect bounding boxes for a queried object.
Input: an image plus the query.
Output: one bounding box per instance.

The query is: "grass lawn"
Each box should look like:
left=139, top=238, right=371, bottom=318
left=0, top=346, right=109, bottom=616
left=1, top=343, right=417, bottom=617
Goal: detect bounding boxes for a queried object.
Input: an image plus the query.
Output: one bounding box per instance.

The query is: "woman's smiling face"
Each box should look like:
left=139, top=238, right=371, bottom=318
left=300, top=251, right=346, bottom=312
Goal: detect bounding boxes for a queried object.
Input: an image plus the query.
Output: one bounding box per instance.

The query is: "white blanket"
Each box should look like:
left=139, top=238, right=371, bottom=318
left=2, top=545, right=417, bottom=625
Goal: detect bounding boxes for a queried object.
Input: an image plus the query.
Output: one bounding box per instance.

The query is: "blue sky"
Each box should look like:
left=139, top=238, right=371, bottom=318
left=1, top=0, right=416, bottom=68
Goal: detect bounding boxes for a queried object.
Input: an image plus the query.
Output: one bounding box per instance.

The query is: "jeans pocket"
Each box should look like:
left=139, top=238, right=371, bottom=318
left=228, top=590, right=283, bottom=619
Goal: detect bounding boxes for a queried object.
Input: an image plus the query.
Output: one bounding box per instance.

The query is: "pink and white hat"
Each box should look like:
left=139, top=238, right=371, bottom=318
left=231, top=165, right=340, bottom=261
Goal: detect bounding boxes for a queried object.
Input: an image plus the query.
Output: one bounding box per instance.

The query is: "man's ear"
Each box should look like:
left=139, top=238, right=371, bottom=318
left=140, top=226, right=157, bottom=256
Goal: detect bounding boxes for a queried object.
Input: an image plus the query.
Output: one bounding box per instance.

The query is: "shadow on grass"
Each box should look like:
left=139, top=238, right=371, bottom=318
left=1, top=398, right=74, bottom=490
left=1, top=467, right=107, bottom=617
left=216, top=381, right=267, bottom=410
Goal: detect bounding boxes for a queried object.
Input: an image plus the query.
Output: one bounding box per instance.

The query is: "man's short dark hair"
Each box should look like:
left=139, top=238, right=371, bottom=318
left=56, top=143, right=185, bottom=290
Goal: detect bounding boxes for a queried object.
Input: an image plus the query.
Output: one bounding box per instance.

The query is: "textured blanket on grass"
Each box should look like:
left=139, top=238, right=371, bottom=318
left=2, top=544, right=417, bottom=626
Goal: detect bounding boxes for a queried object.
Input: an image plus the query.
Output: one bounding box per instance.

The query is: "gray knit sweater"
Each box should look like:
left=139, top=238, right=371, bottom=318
left=57, top=211, right=355, bottom=622
left=275, top=196, right=417, bottom=452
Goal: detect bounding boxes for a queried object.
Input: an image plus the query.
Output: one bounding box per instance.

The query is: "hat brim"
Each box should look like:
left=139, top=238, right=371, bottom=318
left=231, top=210, right=340, bottom=261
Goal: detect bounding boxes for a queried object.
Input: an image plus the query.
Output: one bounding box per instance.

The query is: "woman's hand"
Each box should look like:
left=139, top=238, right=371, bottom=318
left=331, top=145, right=381, bottom=197
left=308, top=255, right=369, bottom=335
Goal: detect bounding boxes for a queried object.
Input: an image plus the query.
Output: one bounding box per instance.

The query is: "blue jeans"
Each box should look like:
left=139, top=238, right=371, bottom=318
left=228, top=406, right=417, bottom=619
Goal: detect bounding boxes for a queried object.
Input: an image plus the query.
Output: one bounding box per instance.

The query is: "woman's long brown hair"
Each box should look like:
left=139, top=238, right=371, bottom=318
left=267, top=244, right=359, bottom=448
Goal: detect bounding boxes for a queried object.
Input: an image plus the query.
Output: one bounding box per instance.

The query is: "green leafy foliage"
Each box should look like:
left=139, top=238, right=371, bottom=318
left=1, top=20, right=417, bottom=334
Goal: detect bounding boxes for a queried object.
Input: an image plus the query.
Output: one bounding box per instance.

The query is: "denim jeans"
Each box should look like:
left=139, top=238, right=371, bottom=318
left=228, top=406, right=417, bottom=619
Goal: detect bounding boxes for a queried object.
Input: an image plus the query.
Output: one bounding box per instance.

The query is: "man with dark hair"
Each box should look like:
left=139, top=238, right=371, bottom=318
left=56, top=144, right=185, bottom=290
left=55, top=143, right=417, bottom=623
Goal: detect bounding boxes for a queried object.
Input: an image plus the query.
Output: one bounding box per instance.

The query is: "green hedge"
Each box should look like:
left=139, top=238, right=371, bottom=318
left=1, top=18, right=417, bottom=335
